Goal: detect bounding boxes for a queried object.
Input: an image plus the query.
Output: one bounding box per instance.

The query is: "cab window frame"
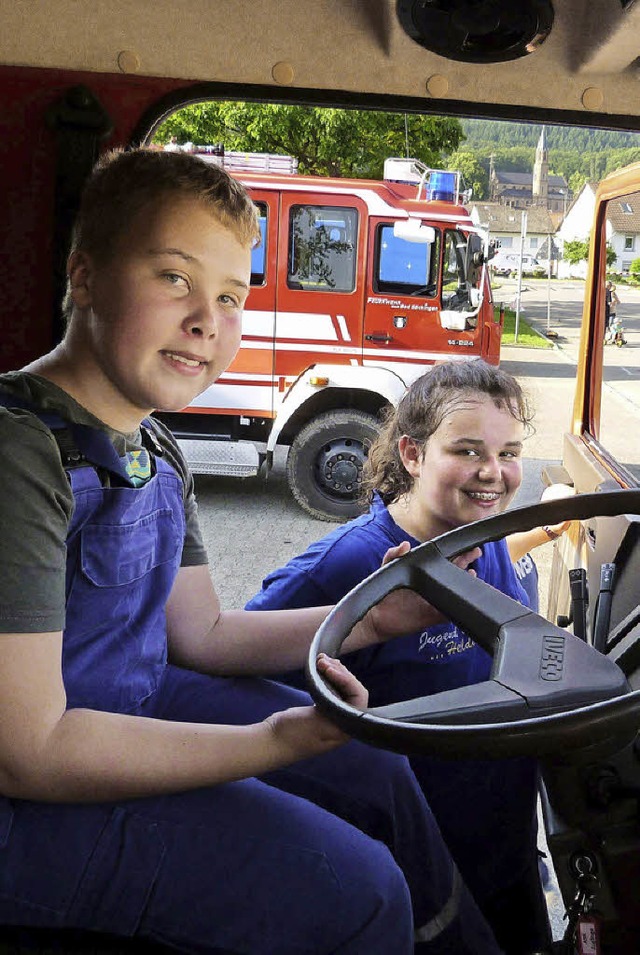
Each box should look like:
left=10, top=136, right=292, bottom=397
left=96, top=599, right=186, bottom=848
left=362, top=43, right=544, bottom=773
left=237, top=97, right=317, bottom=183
left=287, top=203, right=359, bottom=293
left=250, top=201, right=268, bottom=287
left=372, top=222, right=440, bottom=297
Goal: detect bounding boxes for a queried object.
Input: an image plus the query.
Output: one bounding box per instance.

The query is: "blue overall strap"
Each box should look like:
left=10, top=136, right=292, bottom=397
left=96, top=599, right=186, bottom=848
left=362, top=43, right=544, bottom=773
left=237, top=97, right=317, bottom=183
left=68, top=422, right=144, bottom=484
left=0, top=390, right=69, bottom=432
left=0, top=390, right=153, bottom=485
left=71, top=419, right=163, bottom=485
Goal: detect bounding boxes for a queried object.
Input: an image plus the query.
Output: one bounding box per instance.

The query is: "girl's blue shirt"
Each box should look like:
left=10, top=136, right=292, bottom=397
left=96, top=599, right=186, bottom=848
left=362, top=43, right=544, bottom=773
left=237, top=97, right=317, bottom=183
left=246, top=492, right=530, bottom=704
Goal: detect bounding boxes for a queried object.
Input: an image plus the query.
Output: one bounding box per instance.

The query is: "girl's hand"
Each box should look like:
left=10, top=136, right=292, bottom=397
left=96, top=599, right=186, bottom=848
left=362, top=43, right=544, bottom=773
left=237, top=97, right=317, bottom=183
left=540, top=483, right=576, bottom=539
left=543, top=518, right=572, bottom=538
left=365, top=543, right=482, bottom=643
left=381, top=541, right=480, bottom=574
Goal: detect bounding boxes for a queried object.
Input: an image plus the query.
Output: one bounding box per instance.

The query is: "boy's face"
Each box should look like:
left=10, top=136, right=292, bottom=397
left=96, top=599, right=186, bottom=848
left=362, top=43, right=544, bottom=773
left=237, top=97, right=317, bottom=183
left=68, top=195, right=251, bottom=431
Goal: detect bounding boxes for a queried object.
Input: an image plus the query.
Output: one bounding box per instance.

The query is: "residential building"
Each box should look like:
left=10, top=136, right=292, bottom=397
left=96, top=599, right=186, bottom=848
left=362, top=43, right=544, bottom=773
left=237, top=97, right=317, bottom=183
left=470, top=202, right=561, bottom=273
left=607, top=191, right=640, bottom=274
left=555, top=182, right=597, bottom=278
left=556, top=184, right=640, bottom=277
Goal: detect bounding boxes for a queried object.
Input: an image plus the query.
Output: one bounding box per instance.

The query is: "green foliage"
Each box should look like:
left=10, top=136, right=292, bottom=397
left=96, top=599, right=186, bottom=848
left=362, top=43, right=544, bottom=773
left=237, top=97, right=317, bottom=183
left=445, top=149, right=489, bottom=199
left=459, top=144, right=535, bottom=175
left=629, top=257, right=640, bottom=280
left=497, top=307, right=553, bottom=348
left=568, top=170, right=589, bottom=195
left=560, top=239, right=614, bottom=268
left=154, top=103, right=463, bottom=179
left=563, top=238, right=590, bottom=266
left=462, top=120, right=640, bottom=152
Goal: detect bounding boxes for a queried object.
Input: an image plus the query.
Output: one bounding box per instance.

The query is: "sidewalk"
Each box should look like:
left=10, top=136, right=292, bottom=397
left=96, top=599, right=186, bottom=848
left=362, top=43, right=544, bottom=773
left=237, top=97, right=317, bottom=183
left=500, top=339, right=576, bottom=486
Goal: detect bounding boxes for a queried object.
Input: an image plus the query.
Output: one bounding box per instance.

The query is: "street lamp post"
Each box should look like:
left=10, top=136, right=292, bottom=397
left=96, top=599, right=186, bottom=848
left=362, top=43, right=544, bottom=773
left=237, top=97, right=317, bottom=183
left=547, top=233, right=552, bottom=333
left=515, top=210, right=527, bottom=343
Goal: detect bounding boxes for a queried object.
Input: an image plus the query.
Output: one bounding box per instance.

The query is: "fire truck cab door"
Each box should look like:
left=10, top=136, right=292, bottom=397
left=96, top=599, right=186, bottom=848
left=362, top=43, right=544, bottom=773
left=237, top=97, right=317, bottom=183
left=363, top=218, right=444, bottom=381
left=363, top=221, right=481, bottom=379
left=274, top=191, right=367, bottom=396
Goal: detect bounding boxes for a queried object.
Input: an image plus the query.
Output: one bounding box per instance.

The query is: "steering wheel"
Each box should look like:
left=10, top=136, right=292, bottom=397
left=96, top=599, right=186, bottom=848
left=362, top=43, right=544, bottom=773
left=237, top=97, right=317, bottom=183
left=410, top=284, right=436, bottom=297
left=306, top=490, right=640, bottom=759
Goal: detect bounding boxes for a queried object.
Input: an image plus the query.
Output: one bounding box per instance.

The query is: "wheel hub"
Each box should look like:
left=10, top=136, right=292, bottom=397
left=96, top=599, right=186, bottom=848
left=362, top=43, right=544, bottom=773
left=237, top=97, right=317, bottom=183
left=317, top=440, right=365, bottom=496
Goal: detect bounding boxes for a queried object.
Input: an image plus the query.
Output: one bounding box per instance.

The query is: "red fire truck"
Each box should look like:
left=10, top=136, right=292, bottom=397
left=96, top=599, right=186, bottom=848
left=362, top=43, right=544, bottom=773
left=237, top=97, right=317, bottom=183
left=156, top=150, right=502, bottom=521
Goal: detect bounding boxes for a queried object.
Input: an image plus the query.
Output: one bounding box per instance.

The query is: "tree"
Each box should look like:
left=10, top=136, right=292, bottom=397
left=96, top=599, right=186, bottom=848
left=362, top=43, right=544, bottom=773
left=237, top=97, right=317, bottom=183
left=629, top=257, right=640, bottom=281
left=568, top=170, right=588, bottom=196
left=445, top=149, right=489, bottom=199
left=562, top=237, right=615, bottom=269
left=153, top=102, right=463, bottom=178
left=563, top=238, right=590, bottom=266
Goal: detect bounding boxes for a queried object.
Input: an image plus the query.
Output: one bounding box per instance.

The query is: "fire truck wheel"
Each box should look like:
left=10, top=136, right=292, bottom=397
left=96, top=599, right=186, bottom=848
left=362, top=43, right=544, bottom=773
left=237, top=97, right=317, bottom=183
left=286, top=409, right=381, bottom=522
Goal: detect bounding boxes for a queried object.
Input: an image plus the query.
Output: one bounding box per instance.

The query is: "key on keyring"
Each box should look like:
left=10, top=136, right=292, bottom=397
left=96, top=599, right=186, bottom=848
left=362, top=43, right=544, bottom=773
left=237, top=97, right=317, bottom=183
left=576, top=913, right=601, bottom=955
left=562, top=869, right=600, bottom=952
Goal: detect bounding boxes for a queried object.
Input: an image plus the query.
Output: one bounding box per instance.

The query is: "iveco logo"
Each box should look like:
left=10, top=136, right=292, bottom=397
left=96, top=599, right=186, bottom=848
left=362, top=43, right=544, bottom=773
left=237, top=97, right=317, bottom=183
left=540, top=635, right=565, bottom=681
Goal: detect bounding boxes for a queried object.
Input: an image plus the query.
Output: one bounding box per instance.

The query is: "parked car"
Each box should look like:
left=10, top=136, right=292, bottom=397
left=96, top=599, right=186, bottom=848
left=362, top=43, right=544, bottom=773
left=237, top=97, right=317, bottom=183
left=491, top=251, right=542, bottom=276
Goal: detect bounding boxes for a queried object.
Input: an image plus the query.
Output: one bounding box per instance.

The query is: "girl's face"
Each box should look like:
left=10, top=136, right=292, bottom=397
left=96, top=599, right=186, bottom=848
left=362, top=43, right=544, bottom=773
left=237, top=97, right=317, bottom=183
left=400, top=394, right=525, bottom=540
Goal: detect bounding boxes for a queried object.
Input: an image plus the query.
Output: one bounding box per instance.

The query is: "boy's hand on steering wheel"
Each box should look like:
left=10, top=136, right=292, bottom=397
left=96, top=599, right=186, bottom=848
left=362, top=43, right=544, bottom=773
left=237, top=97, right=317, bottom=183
left=264, top=655, right=368, bottom=757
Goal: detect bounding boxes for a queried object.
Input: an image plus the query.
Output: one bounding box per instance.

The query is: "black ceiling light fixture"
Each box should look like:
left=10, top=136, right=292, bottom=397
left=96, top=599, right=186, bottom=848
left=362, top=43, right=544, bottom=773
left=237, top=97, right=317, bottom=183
left=396, top=0, right=554, bottom=63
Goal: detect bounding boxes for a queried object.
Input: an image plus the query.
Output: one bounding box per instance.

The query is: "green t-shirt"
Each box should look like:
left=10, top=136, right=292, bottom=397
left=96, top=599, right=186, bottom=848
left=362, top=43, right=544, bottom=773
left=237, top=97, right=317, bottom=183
left=0, top=371, right=208, bottom=633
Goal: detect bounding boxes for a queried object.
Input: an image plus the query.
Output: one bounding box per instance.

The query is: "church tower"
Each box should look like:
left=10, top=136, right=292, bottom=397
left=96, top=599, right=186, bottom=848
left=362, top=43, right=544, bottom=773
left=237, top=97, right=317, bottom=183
left=489, top=152, right=496, bottom=200
left=532, top=126, right=549, bottom=206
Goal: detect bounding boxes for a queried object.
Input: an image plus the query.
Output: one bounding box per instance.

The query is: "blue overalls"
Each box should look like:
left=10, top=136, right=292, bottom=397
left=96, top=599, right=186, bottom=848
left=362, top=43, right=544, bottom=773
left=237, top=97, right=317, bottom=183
left=0, top=400, right=502, bottom=954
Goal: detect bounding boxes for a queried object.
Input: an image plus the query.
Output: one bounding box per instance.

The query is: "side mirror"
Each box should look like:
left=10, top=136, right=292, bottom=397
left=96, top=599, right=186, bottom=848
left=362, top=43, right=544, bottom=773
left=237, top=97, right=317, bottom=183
left=393, top=220, right=436, bottom=244
left=466, top=233, right=486, bottom=285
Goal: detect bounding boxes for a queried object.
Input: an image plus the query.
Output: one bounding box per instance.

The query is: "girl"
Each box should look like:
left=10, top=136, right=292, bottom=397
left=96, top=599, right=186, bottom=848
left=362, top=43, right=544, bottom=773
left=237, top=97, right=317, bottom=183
left=247, top=359, right=553, bottom=954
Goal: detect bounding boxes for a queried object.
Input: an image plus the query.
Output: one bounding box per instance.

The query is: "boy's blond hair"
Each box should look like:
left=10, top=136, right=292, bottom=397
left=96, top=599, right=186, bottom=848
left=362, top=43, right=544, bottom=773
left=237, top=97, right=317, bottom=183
left=63, top=148, right=261, bottom=318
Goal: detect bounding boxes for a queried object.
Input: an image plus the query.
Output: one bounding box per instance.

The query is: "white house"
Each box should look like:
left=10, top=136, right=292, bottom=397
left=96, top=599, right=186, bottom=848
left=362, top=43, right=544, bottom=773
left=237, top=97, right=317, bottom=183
left=606, top=191, right=640, bottom=275
left=556, top=183, right=640, bottom=277
left=470, top=202, right=561, bottom=271
left=555, top=183, right=597, bottom=278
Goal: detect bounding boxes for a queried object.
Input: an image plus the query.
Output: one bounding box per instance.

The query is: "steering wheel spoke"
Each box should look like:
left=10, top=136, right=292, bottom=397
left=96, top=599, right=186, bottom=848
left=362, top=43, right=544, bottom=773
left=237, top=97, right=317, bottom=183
left=404, top=546, right=530, bottom=653
left=370, top=680, right=530, bottom=725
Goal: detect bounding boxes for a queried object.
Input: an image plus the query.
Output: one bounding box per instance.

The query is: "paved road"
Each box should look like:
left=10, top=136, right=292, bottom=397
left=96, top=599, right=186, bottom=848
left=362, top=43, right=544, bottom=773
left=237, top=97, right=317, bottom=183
left=502, top=277, right=640, bottom=476
left=500, top=276, right=640, bottom=403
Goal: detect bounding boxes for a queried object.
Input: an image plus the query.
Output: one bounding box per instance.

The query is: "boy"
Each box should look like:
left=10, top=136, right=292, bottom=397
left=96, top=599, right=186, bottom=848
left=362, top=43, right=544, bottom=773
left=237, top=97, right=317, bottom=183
left=0, top=149, right=500, bottom=953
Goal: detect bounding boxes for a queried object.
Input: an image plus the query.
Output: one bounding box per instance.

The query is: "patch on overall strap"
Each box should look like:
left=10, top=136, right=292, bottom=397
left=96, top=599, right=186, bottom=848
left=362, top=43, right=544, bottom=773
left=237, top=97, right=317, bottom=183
left=123, top=447, right=152, bottom=486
